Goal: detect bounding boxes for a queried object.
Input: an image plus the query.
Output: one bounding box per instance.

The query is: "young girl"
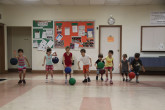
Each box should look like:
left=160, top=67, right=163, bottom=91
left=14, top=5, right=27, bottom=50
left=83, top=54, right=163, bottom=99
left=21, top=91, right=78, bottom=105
left=103, top=50, right=114, bottom=84
left=63, top=46, right=73, bottom=84
left=42, top=48, right=57, bottom=83
left=120, top=54, right=129, bottom=82
left=14, top=49, right=30, bottom=84
left=94, top=53, right=105, bottom=81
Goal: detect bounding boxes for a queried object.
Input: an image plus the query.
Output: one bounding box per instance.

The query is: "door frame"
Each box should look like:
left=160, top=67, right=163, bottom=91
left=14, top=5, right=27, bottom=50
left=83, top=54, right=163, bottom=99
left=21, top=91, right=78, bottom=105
left=0, top=23, right=5, bottom=73
left=99, top=25, right=122, bottom=73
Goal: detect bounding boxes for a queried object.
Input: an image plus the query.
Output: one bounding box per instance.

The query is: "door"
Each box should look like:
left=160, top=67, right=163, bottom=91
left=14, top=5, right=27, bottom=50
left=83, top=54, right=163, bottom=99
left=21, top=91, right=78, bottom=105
left=99, top=25, right=122, bottom=73
left=7, top=27, right=32, bottom=70
left=0, top=23, right=5, bottom=73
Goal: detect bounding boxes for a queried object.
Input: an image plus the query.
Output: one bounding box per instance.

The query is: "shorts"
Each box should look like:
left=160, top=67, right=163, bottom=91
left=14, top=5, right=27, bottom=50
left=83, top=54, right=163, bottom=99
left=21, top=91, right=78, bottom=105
left=96, top=69, right=100, bottom=74
left=104, top=67, right=113, bottom=71
left=83, top=65, right=89, bottom=73
left=18, top=65, right=26, bottom=72
left=46, top=65, right=53, bottom=71
left=122, top=70, right=128, bottom=76
left=134, top=71, right=139, bottom=76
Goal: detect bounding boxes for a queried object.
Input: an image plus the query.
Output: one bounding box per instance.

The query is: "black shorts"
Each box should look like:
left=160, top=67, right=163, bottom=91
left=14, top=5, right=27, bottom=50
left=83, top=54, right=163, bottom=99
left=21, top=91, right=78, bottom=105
left=122, top=71, right=128, bottom=76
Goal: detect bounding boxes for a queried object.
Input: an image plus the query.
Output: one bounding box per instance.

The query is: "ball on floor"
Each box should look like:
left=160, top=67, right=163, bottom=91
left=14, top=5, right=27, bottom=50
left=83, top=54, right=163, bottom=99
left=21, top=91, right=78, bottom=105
left=69, top=78, right=76, bottom=85
left=129, top=72, right=135, bottom=79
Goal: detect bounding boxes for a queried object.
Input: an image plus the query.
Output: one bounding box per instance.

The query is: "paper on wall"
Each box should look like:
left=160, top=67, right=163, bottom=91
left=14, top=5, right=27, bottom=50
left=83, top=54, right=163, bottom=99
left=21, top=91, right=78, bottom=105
left=38, top=39, right=47, bottom=51
left=159, top=43, right=164, bottom=50
left=74, top=43, right=79, bottom=50
left=47, top=40, right=54, bottom=48
left=35, top=31, right=40, bottom=38
left=87, top=31, right=93, bottom=38
left=46, top=29, right=53, bottom=36
left=56, top=34, right=63, bottom=42
left=33, top=40, right=38, bottom=48
left=72, top=26, right=77, bottom=33
left=65, top=27, right=70, bottom=35
left=78, top=26, right=85, bottom=36
left=42, top=31, right=47, bottom=38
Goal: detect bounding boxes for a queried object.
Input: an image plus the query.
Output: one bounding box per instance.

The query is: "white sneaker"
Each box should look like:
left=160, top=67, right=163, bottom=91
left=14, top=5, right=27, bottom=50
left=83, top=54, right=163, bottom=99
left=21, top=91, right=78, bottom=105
left=45, top=79, right=48, bottom=83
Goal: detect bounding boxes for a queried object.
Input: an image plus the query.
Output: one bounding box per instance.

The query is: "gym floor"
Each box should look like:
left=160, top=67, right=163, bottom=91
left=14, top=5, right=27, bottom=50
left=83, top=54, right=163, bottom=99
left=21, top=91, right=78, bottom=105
left=0, top=73, right=165, bottom=110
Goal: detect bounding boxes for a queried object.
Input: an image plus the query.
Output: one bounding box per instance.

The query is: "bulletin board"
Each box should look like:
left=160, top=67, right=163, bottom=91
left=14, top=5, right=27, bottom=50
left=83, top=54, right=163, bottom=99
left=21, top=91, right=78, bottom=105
left=33, top=20, right=54, bottom=51
left=141, top=26, right=165, bottom=52
left=54, top=21, right=95, bottom=48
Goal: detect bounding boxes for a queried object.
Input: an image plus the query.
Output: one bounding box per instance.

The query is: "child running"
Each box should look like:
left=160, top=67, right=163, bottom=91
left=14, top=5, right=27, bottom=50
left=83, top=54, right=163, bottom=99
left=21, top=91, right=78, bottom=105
left=130, top=53, right=145, bottom=83
left=94, top=53, right=105, bottom=81
left=42, top=48, right=57, bottom=83
left=78, top=49, right=92, bottom=83
left=102, top=50, right=114, bottom=84
left=14, top=49, right=30, bottom=84
left=63, top=46, right=73, bottom=84
left=120, top=54, right=129, bottom=82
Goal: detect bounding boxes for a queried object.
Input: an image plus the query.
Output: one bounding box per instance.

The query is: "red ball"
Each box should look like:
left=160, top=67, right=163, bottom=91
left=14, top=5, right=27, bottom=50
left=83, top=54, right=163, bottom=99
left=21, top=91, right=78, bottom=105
left=129, top=72, right=135, bottom=79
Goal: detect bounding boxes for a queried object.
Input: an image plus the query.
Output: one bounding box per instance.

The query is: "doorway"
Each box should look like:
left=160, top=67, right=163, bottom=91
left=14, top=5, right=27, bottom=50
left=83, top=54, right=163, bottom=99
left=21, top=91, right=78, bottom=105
left=99, top=25, right=122, bottom=73
left=0, top=23, right=5, bottom=73
left=7, top=27, right=32, bottom=72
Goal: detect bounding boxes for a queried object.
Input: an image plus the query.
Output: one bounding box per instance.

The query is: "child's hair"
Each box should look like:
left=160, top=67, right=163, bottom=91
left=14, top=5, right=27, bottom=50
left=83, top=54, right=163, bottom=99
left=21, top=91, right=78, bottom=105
left=98, top=53, right=103, bottom=58
left=123, top=54, right=127, bottom=58
left=80, top=49, right=86, bottom=53
left=65, top=46, right=70, bottom=50
left=47, top=48, right=52, bottom=53
left=108, top=50, right=113, bottom=54
left=135, top=53, right=140, bottom=58
left=18, top=49, right=23, bottom=53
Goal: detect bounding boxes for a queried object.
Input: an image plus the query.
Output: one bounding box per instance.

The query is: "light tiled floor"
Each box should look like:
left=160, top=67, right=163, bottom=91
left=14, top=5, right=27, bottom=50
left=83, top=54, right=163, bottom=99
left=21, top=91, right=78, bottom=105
left=0, top=73, right=165, bottom=110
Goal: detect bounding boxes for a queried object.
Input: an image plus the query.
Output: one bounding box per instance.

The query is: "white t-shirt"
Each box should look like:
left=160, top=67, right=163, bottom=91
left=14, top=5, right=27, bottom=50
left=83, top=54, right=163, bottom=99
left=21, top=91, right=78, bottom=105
left=79, top=55, right=91, bottom=65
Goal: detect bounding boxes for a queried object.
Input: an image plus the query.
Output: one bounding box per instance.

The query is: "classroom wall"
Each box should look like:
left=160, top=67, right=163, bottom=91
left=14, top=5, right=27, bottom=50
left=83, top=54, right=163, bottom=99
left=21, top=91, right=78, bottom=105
left=1, top=5, right=165, bottom=71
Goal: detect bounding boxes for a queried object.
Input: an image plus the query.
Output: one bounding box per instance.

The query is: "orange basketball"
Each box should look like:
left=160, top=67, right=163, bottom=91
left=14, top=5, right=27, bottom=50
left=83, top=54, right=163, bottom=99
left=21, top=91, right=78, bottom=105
left=129, top=72, right=135, bottom=79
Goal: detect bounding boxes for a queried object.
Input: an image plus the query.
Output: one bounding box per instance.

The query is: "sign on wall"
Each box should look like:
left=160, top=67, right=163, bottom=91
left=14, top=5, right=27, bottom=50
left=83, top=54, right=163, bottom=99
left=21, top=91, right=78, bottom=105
left=150, top=12, right=165, bottom=25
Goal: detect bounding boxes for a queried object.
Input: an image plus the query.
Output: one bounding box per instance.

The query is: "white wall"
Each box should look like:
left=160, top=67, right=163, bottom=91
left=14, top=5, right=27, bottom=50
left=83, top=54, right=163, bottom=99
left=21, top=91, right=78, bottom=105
left=1, top=5, right=165, bottom=70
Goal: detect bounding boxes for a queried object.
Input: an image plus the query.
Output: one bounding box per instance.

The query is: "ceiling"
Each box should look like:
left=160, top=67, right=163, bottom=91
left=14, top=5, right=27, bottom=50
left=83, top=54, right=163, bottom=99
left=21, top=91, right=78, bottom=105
left=0, top=0, right=165, bottom=6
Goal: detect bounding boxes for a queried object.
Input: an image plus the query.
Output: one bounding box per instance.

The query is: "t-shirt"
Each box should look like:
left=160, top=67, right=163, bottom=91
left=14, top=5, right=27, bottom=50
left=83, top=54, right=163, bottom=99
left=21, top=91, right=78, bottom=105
left=105, top=56, right=113, bottom=67
left=95, top=59, right=105, bottom=69
left=79, top=55, right=91, bottom=65
left=131, top=59, right=142, bottom=72
left=63, top=52, right=72, bottom=66
left=46, top=54, right=53, bottom=65
left=121, top=60, right=128, bottom=72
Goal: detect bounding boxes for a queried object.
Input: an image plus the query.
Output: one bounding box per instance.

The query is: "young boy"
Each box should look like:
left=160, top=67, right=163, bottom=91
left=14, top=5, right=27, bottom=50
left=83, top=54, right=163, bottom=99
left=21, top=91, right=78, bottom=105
left=14, top=49, right=30, bottom=84
left=130, top=53, right=145, bottom=83
left=42, top=48, right=57, bottom=83
left=94, top=53, right=105, bottom=81
left=78, top=49, right=92, bottom=83
left=103, top=50, right=114, bottom=84
left=63, top=46, right=73, bottom=84
left=120, top=54, right=129, bottom=82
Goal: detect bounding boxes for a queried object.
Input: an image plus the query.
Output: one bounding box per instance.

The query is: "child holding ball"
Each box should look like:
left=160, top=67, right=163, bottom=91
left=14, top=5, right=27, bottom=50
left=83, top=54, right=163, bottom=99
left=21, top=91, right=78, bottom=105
left=42, top=48, right=57, bottom=83
left=78, top=49, right=92, bottom=83
left=63, top=46, right=73, bottom=84
left=102, top=50, right=114, bottom=84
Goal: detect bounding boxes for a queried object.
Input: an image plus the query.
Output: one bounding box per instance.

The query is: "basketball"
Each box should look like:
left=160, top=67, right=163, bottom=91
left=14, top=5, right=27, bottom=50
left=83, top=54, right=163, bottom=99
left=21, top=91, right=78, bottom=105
left=69, top=78, right=76, bottom=85
left=52, top=57, right=59, bottom=64
left=65, top=67, right=71, bottom=74
left=129, top=72, right=135, bottom=79
left=10, top=58, right=18, bottom=65
left=97, top=62, right=104, bottom=69
left=99, top=69, right=105, bottom=74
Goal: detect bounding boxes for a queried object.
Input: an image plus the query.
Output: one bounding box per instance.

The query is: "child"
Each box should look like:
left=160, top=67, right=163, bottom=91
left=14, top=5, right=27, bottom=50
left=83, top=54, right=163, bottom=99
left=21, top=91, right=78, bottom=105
left=94, top=53, right=105, bottom=81
left=63, top=46, right=73, bottom=84
left=78, top=49, right=92, bottom=83
left=120, top=54, right=129, bottom=82
left=130, top=53, right=145, bottom=83
left=103, top=50, right=114, bottom=84
left=42, top=48, right=57, bottom=83
left=14, top=49, right=30, bottom=84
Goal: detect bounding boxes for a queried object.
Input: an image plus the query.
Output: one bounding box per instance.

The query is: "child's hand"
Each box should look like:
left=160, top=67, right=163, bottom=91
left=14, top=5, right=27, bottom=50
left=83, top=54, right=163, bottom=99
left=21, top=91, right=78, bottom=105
left=64, top=65, right=66, bottom=68
left=13, top=50, right=16, bottom=55
left=42, top=64, right=44, bottom=66
left=131, top=67, right=133, bottom=70
left=28, top=64, right=30, bottom=67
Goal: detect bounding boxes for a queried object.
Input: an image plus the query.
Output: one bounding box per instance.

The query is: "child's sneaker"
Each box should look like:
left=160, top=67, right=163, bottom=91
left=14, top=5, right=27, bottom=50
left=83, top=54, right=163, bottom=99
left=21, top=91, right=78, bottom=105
left=22, top=79, right=26, bottom=84
left=136, top=79, right=139, bottom=83
left=123, top=78, right=125, bottom=81
left=87, top=77, right=91, bottom=82
left=18, top=80, right=22, bottom=84
left=126, top=79, right=129, bottom=82
left=110, top=80, right=113, bottom=84
left=101, top=77, right=104, bottom=81
left=82, top=79, right=87, bottom=83
left=96, top=76, right=98, bottom=80
left=65, top=80, right=67, bottom=84
left=45, top=79, right=48, bottom=83
left=105, top=78, right=108, bottom=82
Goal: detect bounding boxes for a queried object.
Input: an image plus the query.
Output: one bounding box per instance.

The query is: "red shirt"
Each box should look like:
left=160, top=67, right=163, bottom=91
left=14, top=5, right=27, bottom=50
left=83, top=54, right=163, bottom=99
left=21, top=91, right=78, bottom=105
left=63, top=52, right=72, bottom=67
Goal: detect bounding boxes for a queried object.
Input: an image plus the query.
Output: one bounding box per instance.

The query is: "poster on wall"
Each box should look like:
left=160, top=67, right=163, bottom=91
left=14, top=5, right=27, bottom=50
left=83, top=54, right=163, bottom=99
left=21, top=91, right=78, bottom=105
left=54, top=21, right=95, bottom=48
left=150, top=12, right=165, bottom=25
left=33, top=20, right=54, bottom=50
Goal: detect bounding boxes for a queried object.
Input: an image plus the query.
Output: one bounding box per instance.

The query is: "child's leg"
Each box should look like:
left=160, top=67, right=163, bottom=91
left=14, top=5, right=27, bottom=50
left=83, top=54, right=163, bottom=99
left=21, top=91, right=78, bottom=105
left=69, top=73, right=71, bottom=79
left=110, top=69, right=112, bottom=80
left=84, top=73, right=87, bottom=79
left=50, top=70, right=53, bottom=79
left=46, top=71, right=48, bottom=79
left=23, top=69, right=26, bottom=80
left=105, top=69, right=108, bottom=78
left=19, top=71, right=22, bottom=80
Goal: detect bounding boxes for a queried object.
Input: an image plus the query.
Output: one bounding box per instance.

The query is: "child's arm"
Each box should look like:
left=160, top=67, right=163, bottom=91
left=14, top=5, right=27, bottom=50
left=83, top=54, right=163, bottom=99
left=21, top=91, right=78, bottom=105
left=119, top=62, right=122, bottom=68
left=78, top=61, right=81, bottom=70
left=52, top=52, right=57, bottom=56
left=89, top=58, right=92, bottom=67
left=141, top=66, right=145, bottom=72
left=94, top=63, right=97, bottom=68
left=102, top=58, right=105, bottom=61
left=25, top=56, right=30, bottom=67
left=127, top=62, right=129, bottom=71
left=42, top=56, right=46, bottom=66
left=13, top=50, right=18, bottom=58
left=63, top=56, right=66, bottom=67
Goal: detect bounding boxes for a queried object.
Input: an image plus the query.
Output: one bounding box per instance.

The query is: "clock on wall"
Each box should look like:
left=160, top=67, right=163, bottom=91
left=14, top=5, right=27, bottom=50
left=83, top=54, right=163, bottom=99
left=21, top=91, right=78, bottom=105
left=108, top=15, right=115, bottom=25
